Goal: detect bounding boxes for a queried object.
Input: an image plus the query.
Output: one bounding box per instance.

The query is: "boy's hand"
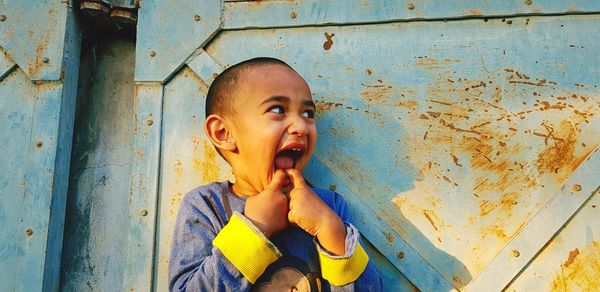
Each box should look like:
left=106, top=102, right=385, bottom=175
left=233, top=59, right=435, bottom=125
left=287, top=169, right=347, bottom=256
left=244, top=170, right=289, bottom=237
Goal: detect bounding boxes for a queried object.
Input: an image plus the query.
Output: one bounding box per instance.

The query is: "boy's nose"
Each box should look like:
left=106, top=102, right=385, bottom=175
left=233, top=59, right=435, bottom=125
left=288, top=117, right=309, bottom=136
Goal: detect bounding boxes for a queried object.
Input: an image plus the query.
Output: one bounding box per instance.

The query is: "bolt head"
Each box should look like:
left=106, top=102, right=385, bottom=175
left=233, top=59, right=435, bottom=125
left=194, top=14, right=201, bottom=21
left=0, top=15, right=7, bottom=21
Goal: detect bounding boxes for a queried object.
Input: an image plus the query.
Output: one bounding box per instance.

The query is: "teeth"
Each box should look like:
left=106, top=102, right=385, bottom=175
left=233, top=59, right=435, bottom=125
left=292, top=148, right=301, bottom=151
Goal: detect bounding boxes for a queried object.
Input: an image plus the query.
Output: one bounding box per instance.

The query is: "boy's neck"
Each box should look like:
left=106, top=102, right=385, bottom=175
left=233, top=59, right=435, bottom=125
left=230, top=177, right=260, bottom=197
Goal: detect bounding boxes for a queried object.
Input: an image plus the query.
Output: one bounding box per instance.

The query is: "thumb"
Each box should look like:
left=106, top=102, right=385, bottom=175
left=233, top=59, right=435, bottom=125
left=266, top=169, right=287, bottom=192
left=286, top=169, right=308, bottom=190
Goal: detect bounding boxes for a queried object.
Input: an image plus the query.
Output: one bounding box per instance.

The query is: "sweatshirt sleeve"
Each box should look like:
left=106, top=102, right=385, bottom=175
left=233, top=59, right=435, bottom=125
left=169, top=192, right=281, bottom=291
left=315, top=189, right=383, bottom=291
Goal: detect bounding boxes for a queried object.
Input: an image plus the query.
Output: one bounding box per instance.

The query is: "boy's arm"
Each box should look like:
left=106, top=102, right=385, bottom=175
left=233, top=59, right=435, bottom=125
left=169, top=192, right=280, bottom=291
left=286, top=170, right=381, bottom=290
left=316, top=188, right=383, bottom=291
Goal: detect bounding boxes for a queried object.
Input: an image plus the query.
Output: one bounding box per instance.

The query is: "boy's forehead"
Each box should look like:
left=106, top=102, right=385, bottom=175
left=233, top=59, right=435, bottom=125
left=235, top=64, right=311, bottom=104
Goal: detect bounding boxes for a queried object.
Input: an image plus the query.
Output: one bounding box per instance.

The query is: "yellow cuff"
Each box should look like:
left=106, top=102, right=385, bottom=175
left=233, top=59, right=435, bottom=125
left=319, top=242, right=369, bottom=286
left=213, top=212, right=281, bottom=284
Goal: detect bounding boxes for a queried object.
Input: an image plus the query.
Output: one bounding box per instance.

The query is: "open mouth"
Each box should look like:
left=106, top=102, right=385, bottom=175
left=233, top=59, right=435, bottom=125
left=274, top=147, right=305, bottom=170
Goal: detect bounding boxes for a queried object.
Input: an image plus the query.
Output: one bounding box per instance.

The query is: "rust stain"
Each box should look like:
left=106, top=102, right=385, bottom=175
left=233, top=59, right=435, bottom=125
left=323, top=32, right=335, bottom=50
left=479, top=200, right=497, bottom=216
left=551, top=242, right=600, bottom=291
left=28, top=33, right=50, bottom=77
left=382, top=231, right=394, bottom=244
left=422, top=209, right=443, bottom=231
left=174, top=158, right=184, bottom=182
left=315, top=99, right=343, bottom=112
left=464, top=9, right=484, bottom=16
left=535, top=120, right=580, bottom=176
left=563, top=248, right=580, bottom=268
left=170, top=192, right=183, bottom=215
left=192, top=136, right=221, bottom=183
left=451, top=154, right=463, bottom=167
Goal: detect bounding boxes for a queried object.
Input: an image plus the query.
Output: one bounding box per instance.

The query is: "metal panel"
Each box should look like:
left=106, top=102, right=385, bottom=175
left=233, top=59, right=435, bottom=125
left=205, top=14, right=600, bottom=289
left=127, top=1, right=600, bottom=291
left=466, top=147, right=600, bottom=291
left=0, top=0, right=69, bottom=80
left=121, top=82, right=164, bottom=292
left=223, top=0, right=600, bottom=29
left=152, top=66, right=235, bottom=291
left=134, top=0, right=222, bottom=82
left=506, top=187, right=600, bottom=291
left=0, top=3, right=81, bottom=291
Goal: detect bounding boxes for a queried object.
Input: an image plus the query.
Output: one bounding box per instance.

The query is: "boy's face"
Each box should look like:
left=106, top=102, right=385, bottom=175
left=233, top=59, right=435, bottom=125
left=227, top=64, right=317, bottom=193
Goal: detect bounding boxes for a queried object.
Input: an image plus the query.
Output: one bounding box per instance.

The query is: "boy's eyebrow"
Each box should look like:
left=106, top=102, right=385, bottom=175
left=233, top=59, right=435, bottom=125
left=260, top=95, right=289, bottom=105
left=304, top=100, right=316, bottom=108
left=260, top=95, right=316, bottom=108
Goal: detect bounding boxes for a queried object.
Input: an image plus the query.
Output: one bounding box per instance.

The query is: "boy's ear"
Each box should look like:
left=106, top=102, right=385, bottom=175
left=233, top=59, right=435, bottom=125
left=204, top=114, right=237, bottom=152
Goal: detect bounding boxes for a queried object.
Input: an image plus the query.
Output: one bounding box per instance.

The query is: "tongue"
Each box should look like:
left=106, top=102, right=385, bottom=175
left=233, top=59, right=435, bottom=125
left=275, top=155, right=294, bottom=170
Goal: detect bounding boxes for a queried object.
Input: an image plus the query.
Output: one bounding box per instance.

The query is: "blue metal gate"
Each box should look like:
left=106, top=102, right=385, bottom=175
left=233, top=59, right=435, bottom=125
left=2, top=1, right=600, bottom=291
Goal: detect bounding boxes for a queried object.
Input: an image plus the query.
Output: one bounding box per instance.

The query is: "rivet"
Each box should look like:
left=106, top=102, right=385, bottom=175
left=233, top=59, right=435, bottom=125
left=0, top=15, right=7, bottom=22
left=511, top=249, right=520, bottom=257
left=194, top=14, right=201, bottom=21
left=396, top=251, right=405, bottom=259
left=35, top=141, right=43, bottom=148
left=141, top=208, right=148, bottom=216
left=573, top=184, right=582, bottom=192
left=407, top=3, right=416, bottom=10
left=328, top=184, right=337, bottom=191
left=290, top=11, right=297, bottom=19
left=149, top=50, right=156, bottom=57
left=146, top=118, right=153, bottom=126
left=524, top=0, right=533, bottom=5
left=42, top=57, right=50, bottom=63
left=25, top=228, right=33, bottom=236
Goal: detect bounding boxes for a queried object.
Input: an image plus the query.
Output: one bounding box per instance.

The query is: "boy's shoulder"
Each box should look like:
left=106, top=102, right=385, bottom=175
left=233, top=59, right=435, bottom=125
left=179, top=181, right=231, bottom=212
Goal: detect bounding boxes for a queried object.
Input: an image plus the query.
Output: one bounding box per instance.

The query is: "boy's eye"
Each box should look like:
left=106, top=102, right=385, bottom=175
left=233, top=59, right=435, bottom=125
left=268, top=105, right=285, bottom=114
left=303, top=109, right=315, bottom=118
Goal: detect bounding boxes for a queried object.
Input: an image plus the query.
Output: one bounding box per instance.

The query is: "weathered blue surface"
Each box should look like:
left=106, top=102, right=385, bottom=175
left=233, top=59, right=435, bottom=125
left=135, top=0, right=222, bottom=82
left=3, top=0, right=600, bottom=291
left=121, top=82, right=164, bottom=292
left=205, top=14, right=600, bottom=289
left=59, top=38, right=134, bottom=291
left=0, top=0, right=69, bottom=80
left=0, top=2, right=80, bottom=291
left=223, top=0, right=600, bottom=29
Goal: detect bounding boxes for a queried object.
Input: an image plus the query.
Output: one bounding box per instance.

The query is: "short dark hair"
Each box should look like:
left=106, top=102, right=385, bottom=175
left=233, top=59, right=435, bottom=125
left=205, top=57, right=294, bottom=118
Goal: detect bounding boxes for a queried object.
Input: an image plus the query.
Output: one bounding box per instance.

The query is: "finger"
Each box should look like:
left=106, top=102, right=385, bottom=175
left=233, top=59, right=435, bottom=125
left=266, top=169, right=287, bottom=191
left=286, top=169, right=308, bottom=189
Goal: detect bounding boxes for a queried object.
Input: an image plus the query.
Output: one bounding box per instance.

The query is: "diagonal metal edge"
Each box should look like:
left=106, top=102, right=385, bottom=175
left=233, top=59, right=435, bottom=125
left=305, top=156, right=454, bottom=291
left=464, top=145, right=600, bottom=291
left=186, top=49, right=224, bottom=86
left=0, top=48, right=18, bottom=82
left=134, top=0, right=223, bottom=82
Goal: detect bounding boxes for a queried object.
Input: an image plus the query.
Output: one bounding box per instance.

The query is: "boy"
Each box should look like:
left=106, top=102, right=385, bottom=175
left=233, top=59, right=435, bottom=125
left=169, top=57, right=381, bottom=291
